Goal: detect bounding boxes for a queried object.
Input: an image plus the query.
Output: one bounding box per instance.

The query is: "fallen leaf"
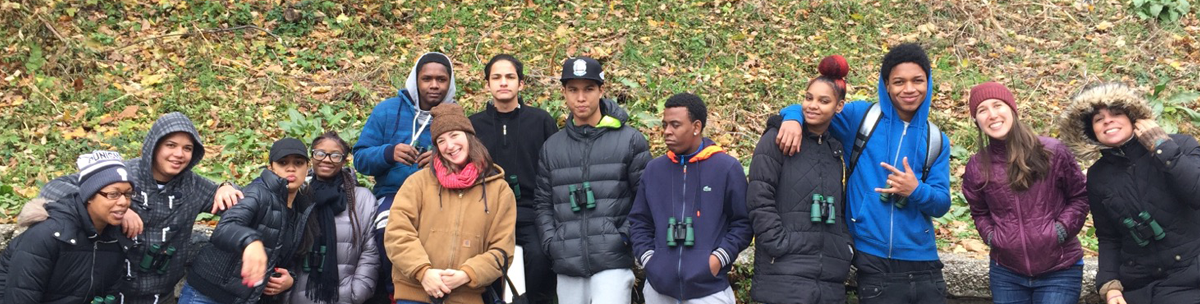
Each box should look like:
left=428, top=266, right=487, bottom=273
left=310, top=86, right=332, bottom=94
left=116, top=105, right=139, bottom=119
left=961, top=239, right=988, bottom=253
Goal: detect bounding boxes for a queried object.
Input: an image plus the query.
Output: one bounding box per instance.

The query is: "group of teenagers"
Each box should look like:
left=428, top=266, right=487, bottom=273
left=0, top=41, right=1197, bottom=304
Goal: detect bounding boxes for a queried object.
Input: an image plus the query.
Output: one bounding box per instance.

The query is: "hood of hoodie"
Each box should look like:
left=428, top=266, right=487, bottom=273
left=137, top=112, right=205, bottom=186
left=1058, top=83, right=1153, bottom=162
left=564, top=98, right=628, bottom=140
left=401, top=52, right=458, bottom=114
left=876, top=69, right=935, bottom=130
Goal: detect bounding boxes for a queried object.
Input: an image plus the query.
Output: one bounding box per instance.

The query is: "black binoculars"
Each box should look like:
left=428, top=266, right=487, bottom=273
left=1123, top=211, right=1166, bottom=247
left=568, top=182, right=596, bottom=212
left=810, top=194, right=837, bottom=225
left=303, top=245, right=328, bottom=273
left=667, top=216, right=695, bottom=247
left=138, top=244, right=176, bottom=274
left=507, top=175, right=521, bottom=200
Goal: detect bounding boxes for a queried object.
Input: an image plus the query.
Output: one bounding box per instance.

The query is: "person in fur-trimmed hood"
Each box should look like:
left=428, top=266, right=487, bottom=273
left=1058, top=82, right=1200, bottom=304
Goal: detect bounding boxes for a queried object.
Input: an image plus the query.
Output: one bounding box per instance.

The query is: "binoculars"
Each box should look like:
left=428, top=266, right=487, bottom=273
left=666, top=216, right=695, bottom=247
left=1122, top=211, right=1166, bottom=247
left=91, top=295, right=117, bottom=304
left=568, top=182, right=596, bottom=212
left=878, top=192, right=908, bottom=208
left=138, top=244, right=176, bottom=274
left=811, top=194, right=837, bottom=225
left=507, top=175, right=521, bottom=200
left=303, top=245, right=328, bottom=273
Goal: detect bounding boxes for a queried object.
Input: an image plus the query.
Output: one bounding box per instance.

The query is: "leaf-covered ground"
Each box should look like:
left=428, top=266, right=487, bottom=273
left=1, top=0, right=1199, bottom=257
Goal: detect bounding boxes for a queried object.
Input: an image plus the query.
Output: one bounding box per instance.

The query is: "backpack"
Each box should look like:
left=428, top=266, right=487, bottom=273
left=846, top=103, right=943, bottom=182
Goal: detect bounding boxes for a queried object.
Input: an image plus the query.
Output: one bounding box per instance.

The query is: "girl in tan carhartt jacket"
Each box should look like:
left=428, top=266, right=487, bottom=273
left=384, top=103, right=516, bottom=304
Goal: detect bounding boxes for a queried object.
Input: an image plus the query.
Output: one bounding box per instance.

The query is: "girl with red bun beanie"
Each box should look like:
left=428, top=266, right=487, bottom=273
left=962, top=81, right=1089, bottom=304
left=747, top=55, right=854, bottom=304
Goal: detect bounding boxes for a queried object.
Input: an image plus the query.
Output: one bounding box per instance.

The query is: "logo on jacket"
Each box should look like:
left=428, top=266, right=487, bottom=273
left=573, top=59, right=588, bottom=76
left=703, top=186, right=712, bottom=192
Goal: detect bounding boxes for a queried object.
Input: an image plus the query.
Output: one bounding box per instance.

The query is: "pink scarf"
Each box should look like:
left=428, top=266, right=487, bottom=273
left=434, top=158, right=479, bottom=189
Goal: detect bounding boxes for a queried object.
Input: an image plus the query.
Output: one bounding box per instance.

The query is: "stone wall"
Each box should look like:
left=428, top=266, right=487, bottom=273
left=0, top=224, right=1101, bottom=303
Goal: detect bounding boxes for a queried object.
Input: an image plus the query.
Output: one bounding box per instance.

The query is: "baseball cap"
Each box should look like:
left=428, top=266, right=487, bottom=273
left=559, top=56, right=604, bottom=85
left=269, top=138, right=309, bottom=162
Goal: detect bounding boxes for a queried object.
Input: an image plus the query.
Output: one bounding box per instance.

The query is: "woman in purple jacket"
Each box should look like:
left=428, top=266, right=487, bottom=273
left=961, top=82, right=1090, bottom=304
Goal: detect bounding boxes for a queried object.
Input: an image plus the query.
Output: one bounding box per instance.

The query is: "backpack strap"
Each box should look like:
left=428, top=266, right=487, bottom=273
left=489, top=248, right=520, bottom=300
left=847, top=103, right=883, bottom=176
left=922, top=122, right=943, bottom=183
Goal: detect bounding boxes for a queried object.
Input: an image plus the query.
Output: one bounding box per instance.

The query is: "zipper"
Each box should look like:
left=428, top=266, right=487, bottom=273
left=502, top=124, right=508, bottom=147
left=580, top=138, right=594, bottom=273
left=89, top=241, right=97, bottom=297
left=677, top=160, right=688, bottom=296
left=888, top=123, right=908, bottom=258
left=448, top=188, right=467, bottom=267
left=1014, top=166, right=1030, bottom=271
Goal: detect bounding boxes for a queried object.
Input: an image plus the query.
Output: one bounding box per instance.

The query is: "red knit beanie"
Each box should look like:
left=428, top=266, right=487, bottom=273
left=969, top=82, right=1017, bottom=117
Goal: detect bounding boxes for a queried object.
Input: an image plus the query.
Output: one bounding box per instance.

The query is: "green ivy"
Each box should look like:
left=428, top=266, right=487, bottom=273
left=1132, top=0, right=1192, bottom=23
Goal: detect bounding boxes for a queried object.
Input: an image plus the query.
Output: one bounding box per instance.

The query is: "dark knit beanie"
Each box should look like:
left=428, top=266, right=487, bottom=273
left=415, top=53, right=454, bottom=79
left=880, top=43, right=931, bottom=81
left=969, top=82, right=1018, bottom=117
left=77, top=150, right=134, bottom=201
left=430, top=103, right=475, bottom=139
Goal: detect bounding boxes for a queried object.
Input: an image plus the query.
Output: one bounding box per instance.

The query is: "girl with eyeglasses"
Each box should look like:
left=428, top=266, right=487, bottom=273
left=0, top=151, right=135, bottom=303
left=284, top=131, right=380, bottom=304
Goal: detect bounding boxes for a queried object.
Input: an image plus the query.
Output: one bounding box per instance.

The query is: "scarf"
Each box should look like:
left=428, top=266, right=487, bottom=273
left=305, top=173, right=347, bottom=303
left=434, top=157, right=479, bottom=189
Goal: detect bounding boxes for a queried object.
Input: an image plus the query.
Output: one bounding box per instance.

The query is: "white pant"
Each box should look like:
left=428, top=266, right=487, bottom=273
left=643, top=283, right=735, bottom=304
left=556, top=269, right=635, bottom=304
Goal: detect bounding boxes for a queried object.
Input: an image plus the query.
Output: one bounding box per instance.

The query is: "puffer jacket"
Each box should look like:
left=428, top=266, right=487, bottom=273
left=1059, top=83, right=1200, bottom=292
left=0, top=194, right=129, bottom=303
left=962, top=136, right=1089, bottom=277
left=534, top=98, right=653, bottom=277
left=285, top=184, right=379, bottom=304
left=187, top=168, right=315, bottom=304
left=20, top=112, right=223, bottom=302
left=747, top=117, right=854, bottom=304
left=384, top=165, right=516, bottom=304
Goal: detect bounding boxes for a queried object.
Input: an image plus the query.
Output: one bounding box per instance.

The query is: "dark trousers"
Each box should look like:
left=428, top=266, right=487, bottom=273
left=853, top=252, right=946, bottom=304
left=515, top=222, right=557, bottom=304
left=365, top=195, right=396, bottom=304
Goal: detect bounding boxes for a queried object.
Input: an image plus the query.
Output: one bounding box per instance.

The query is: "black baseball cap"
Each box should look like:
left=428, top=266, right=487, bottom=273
left=560, top=56, right=604, bottom=85
left=269, top=138, right=309, bottom=162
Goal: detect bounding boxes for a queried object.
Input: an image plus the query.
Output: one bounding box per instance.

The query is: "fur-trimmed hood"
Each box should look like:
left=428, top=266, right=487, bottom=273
left=1057, top=82, right=1154, bottom=161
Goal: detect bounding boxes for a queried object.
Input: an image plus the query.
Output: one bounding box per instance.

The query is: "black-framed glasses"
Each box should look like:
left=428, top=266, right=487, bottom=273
left=97, top=190, right=134, bottom=200
left=312, top=150, right=345, bottom=162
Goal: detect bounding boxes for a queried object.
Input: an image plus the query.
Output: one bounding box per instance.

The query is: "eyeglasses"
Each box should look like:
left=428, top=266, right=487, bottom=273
left=97, top=190, right=134, bottom=200
left=312, top=150, right=345, bottom=162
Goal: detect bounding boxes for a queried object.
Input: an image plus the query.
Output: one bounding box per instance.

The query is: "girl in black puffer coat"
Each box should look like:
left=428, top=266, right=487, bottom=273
left=748, top=56, right=854, bottom=304
left=0, top=151, right=135, bottom=303
left=1059, top=82, right=1200, bottom=304
left=182, top=138, right=315, bottom=304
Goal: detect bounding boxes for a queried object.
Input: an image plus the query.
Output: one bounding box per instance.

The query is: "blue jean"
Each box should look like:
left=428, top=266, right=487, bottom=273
left=178, top=283, right=222, bottom=304
left=989, top=261, right=1082, bottom=304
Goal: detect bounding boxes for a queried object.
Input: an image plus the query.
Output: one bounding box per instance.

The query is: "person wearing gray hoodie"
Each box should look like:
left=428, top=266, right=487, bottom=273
left=18, top=112, right=243, bottom=304
left=351, top=52, right=457, bottom=304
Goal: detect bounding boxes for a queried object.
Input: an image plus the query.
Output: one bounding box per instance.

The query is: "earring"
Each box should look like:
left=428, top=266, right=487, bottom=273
left=693, top=132, right=698, bottom=135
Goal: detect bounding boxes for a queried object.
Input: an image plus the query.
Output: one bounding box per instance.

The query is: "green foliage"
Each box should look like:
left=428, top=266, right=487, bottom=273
left=1147, top=80, right=1200, bottom=134
left=278, top=104, right=362, bottom=144
left=1132, top=0, right=1192, bottom=22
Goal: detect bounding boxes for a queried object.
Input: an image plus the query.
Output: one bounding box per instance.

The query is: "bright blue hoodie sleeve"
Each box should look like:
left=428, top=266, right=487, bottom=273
left=908, top=131, right=952, bottom=218
left=353, top=100, right=399, bottom=176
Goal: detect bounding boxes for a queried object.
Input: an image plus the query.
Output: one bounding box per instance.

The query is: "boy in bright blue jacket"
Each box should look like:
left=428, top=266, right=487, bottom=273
left=775, top=43, right=951, bottom=303
left=629, top=93, right=752, bottom=304
left=351, top=52, right=457, bottom=303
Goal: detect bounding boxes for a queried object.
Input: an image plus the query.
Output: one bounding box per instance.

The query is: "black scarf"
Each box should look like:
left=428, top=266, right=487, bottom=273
left=305, top=173, right=347, bottom=303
